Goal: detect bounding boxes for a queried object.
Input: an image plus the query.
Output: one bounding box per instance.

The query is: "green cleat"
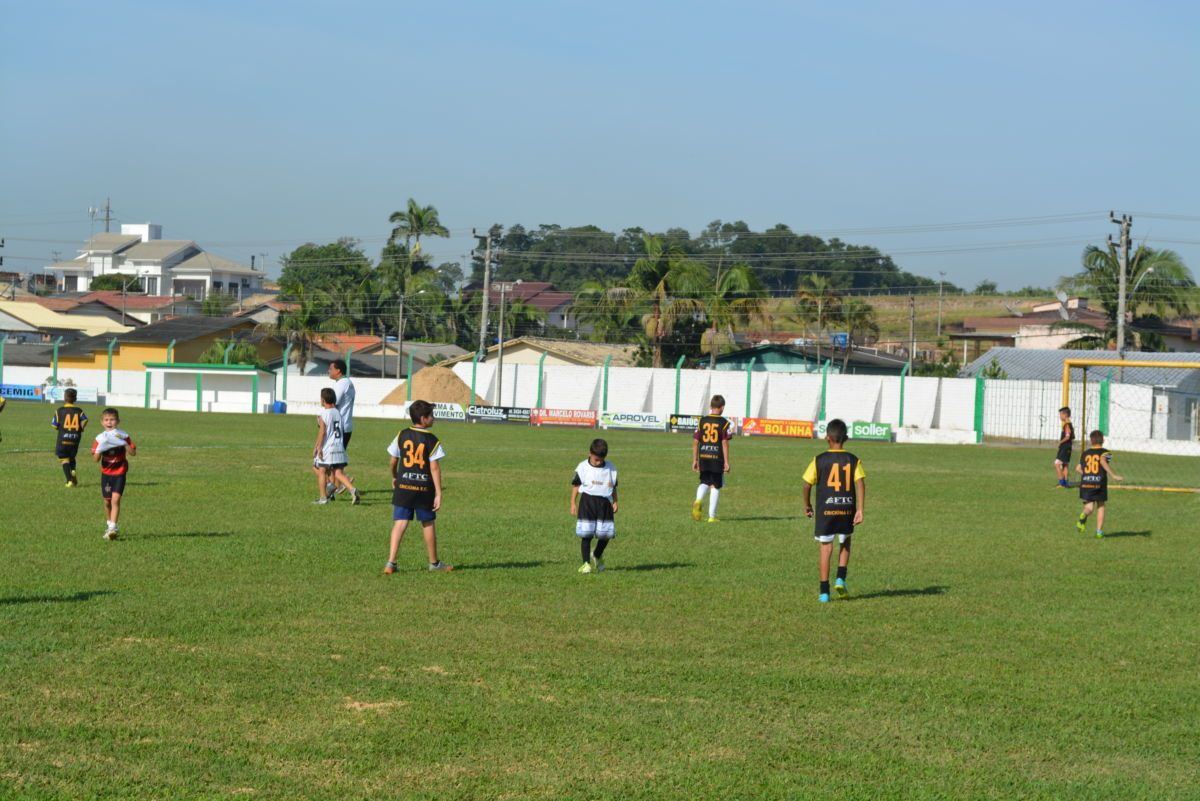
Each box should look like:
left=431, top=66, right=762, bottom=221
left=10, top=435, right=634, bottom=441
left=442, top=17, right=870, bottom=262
left=578, top=562, right=593, bottom=574
left=1076, top=516, right=1086, bottom=533
left=834, top=578, right=848, bottom=599
left=691, top=500, right=702, bottom=522
left=707, top=517, right=719, bottom=524
left=1095, top=530, right=1105, bottom=539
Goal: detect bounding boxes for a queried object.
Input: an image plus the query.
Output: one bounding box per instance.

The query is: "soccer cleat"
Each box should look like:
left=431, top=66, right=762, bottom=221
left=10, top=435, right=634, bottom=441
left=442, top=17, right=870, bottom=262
left=707, top=517, right=719, bottom=524
left=818, top=592, right=831, bottom=603
left=312, top=498, right=330, bottom=505
left=591, top=556, right=605, bottom=573
left=325, top=482, right=335, bottom=497
left=428, top=561, right=454, bottom=572
left=691, top=500, right=702, bottom=522
left=335, top=477, right=356, bottom=496
left=1095, top=530, right=1105, bottom=539
left=351, top=490, right=362, bottom=506
left=103, top=523, right=119, bottom=541
left=1076, top=516, right=1087, bottom=533
left=383, top=561, right=398, bottom=575
left=578, top=562, right=593, bottom=574
left=834, top=578, right=848, bottom=599
left=65, top=481, right=74, bottom=488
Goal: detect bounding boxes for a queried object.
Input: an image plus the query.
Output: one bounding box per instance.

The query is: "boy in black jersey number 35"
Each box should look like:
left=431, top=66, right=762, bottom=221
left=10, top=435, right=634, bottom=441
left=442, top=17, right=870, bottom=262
left=802, top=419, right=866, bottom=603
left=384, top=400, right=453, bottom=574
left=692, top=394, right=733, bottom=523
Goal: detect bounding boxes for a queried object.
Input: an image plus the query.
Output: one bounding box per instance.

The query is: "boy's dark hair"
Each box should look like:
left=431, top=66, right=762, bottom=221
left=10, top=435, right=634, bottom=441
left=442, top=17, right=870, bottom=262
left=409, top=399, right=434, bottom=424
left=826, top=418, right=848, bottom=444
left=1059, top=406, right=1071, bottom=416
left=331, top=359, right=347, bottom=376
left=710, top=394, right=725, bottom=410
left=1089, top=429, right=1105, bottom=445
left=64, top=388, right=77, bottom=403
left=320, top=388, right=336, bottom=405
left=101, top=407, right=120, bottom=420
left=589, top=438, right=609, bottom=459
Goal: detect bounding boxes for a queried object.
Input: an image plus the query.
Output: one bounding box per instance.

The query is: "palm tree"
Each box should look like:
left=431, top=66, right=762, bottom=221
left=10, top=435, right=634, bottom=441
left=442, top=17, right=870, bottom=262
left=258, top=287, right=353, bottom=374
left=569, top=280, right=640, bottom=344
left=628, top=235, right=708, bottom=367
left=793, top=274, right=842, bottom=365
left=700, top=263, right=770, bottom=368
left=1060, top=244, right=1196, bottom=350
left=836, top=298, right=880, bottom=373
left=384, top=199, right=451, bottom=298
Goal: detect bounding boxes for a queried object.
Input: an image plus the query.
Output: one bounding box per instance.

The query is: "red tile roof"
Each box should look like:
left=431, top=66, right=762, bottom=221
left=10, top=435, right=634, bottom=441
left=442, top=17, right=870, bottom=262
left=78, top=291, right=184, bottom=310
left=13, top=296, right=80, bottom=311
left=314, top=334, right=384, bottom=353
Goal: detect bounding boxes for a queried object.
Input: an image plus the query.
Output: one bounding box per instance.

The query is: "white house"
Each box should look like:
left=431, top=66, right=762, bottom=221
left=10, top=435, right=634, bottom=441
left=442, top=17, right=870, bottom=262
left=46, top=223, right=265, bottom=300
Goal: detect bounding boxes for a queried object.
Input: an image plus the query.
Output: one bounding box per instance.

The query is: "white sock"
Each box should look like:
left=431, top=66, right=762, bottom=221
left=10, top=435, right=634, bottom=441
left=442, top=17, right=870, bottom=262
left=708, top=488, right=720, bottom=518
left=695, top=484, right=708, bottom=503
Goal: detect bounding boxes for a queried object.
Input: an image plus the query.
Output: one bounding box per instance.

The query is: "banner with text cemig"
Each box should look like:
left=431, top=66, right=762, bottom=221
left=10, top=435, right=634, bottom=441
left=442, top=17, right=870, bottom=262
left=599, top=412, right=667, bottom=431
left=531, top=408, right=597, bottom=428
left=741, top=417, right=814, bottom=439
left=0, top=384, right=44, bottom=400
left=432, top=402, right=467, bottom=421
left=467, top=405, right=532, bottom=424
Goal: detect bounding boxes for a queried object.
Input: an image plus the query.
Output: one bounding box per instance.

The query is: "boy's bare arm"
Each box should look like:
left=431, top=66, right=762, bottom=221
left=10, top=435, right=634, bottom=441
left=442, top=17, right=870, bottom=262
left=390, top=456, right=400, bottom=486
left=1074, top=463, right=1082, bottom=474
left=611, top=488, right=618, bottom=514
left=1101, top=461, right=1123, bottom=481
left=570, top=485, right=580, bottom=515
left=802, top=482, right=813, bottom=517
left=854, top=478, right=866, bottom=525
left=722, top=438, right=730, bottom=472
left=313, top=419, right=325, bottom=456
left=430, top=459, right=443, bottom=511
left=691, top=440, right=700, bottom=471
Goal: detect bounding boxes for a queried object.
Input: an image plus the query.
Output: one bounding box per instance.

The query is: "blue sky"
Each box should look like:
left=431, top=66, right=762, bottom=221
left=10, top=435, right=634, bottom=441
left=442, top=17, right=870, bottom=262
left=2, top=0, right=1197, bottom=289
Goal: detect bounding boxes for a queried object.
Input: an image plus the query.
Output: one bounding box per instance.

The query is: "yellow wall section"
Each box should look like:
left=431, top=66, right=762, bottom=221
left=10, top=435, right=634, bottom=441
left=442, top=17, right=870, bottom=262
left=58, top=327, right=282, bottom=370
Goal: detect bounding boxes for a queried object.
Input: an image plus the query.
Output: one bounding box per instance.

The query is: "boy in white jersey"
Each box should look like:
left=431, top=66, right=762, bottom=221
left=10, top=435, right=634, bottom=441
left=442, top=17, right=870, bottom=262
left=312, top=387, right=359, bottom=505
left=570, top=438, right=618, bottom=574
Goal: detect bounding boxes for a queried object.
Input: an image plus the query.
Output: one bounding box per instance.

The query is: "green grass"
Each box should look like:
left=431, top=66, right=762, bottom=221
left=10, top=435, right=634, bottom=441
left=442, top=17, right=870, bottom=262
left=1, top=400, right=1198, bottom=800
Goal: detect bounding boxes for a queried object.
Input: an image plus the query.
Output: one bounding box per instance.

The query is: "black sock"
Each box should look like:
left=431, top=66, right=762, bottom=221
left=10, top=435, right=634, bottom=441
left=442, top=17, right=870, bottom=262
left=61, top=462, right=73, bottom=481
left=820, top=580, right=831, bottom=595
left=593, top=538, right=609, bottom=559
left=581, top=537, right=593, bottom=563
left=836, top=566, right=847, bottom=581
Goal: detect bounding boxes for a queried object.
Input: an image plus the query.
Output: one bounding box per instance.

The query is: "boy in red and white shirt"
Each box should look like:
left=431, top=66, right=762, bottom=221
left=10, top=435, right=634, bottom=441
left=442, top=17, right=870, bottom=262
left=91, top=407, right=136, bottom=540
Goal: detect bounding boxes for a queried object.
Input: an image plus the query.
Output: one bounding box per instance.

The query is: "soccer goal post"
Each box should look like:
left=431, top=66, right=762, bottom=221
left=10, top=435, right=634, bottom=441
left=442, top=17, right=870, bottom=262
left=1061, top=357, right=1200, bottom=491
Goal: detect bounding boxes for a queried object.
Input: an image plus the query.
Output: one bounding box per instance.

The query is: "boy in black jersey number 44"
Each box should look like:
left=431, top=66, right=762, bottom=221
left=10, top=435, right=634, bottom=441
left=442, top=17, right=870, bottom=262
left=802, top=419, right=866, bottom=603
left=1075, top=430, right=1123, bottom=538
left=52, top=388, right=88, bottom=487
left=384, top=400, right=453, bottom=574
left=692, top=394, right=733, bottom=523
left=571, top=438, right=618, bottom=574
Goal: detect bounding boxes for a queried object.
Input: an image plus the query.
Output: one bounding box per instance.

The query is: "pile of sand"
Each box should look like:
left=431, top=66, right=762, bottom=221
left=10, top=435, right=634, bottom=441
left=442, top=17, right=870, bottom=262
left=381, top=366, right=486, bottom=407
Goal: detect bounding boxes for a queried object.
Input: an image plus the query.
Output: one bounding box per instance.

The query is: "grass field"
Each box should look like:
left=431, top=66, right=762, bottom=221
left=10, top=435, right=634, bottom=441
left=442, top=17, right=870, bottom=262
left=1, top=400, right=1198, bottom=800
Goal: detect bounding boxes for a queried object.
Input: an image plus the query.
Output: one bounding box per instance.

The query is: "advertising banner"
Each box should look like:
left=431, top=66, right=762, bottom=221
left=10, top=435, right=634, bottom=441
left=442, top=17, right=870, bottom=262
left=432, top=402, right=467, bottom=421
left=668, top=414, right=700, bottom=433
left=0, top=384, right=43, bottom=400
left=599, top=411, right=667, bottom=431
left=531, top=408, right=597, bottom=428
left=850, top=421, right=893, bottom=441
left=742, top=417, right=814, bottom=439
left=467, top=405, right=532, bottom=424
left=44, top=386, right=100, bottom=404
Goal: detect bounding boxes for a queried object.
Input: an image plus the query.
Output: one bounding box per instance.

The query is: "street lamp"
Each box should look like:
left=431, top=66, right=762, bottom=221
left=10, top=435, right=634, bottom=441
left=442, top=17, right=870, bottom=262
left=397, top=289, right=425, bottom=380
left=495, top=279, right=522, bottom=405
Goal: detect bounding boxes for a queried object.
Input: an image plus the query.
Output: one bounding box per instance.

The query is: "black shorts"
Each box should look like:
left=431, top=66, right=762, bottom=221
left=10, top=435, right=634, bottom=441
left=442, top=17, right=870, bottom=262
left=1080, top=488, right=1107, bottom=503
left=101, top=473, right=127, bottom=499
left=1055, top=444, right=1073, bottom=465
left=343, top=431, right=352, bottom=449
left=55, top=445, right=80, bottom=460
left=699, top=470, right=724, bottom=489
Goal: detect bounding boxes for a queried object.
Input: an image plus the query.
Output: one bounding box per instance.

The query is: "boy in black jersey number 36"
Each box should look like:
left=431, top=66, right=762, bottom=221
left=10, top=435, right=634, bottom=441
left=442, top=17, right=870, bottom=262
left=384, top=400, right=453, bottom=574
left=802, top=419, right=866, bottom=603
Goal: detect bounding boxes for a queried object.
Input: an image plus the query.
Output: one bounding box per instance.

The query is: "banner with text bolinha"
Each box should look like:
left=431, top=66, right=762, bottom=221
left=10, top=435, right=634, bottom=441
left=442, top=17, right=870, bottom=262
left=599, top=412, right=667, bottom=431
left=432, top=402, right=467, bottom=421
left=467, top=405, right=532, bottom=424
left=741, top=417, right=814, bottom=439
left=531, top=408, right=597, bottom=428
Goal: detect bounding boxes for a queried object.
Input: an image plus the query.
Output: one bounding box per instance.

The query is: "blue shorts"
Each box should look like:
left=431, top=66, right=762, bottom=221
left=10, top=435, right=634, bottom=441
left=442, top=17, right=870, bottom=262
left=393, top=505, right=436, bottom=523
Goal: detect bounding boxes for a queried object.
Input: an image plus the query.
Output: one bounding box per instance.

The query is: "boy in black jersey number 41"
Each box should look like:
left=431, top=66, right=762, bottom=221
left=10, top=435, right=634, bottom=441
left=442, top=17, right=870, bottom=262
left=383, top=399, right=453, bottom=574
left=802, top=419, right=866, bottom=603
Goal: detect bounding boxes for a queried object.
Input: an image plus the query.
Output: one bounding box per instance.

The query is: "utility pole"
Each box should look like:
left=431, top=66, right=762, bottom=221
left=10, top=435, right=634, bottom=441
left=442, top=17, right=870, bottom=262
left=102, top=197, right=113, bottom=233
left=473, top=228, right=493, bottom=360
left=397, top=290, right=425, bottom=381
left=1110, top=212, right=1132, bottom=358
left=936, top=272, right=946, bottom=338
left=908, top=295, right=917, bottom=362
left=494, top=280, right=521, bottom=405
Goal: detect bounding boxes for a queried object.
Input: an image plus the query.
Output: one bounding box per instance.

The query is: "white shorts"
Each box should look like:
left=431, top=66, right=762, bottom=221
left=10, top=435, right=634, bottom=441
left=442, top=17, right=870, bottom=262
left=576, top=519, right=615, bottom=539
left=815, top=533, right=852, bottom=544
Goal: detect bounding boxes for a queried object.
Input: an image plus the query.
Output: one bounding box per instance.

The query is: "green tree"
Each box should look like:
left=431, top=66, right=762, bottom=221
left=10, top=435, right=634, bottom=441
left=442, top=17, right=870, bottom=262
left=974, top=280, right=999, bottom=294
left=257, top=287, right=353, bottom=374
left=388, top=198, right=450, bottom=253
left=628, top=235, right=707, bottom=368
left=700, top=263, right=769, bottom=367
left=279, top=239, right=373, bottom=295
left=981, top=357, right=1008, bottom=379
left=792, top=275, right=842, bottom=365
left=1060, top=244, right=1196, bottom=351
left=201, top=292, right=234, bottom=316
left=198, top=338, right=267, bottom=370
left=569, top=281, right=640, bottom=344
left=836, top=298, right=881, bottom=373
left=87, top=274, right=142, bottom=293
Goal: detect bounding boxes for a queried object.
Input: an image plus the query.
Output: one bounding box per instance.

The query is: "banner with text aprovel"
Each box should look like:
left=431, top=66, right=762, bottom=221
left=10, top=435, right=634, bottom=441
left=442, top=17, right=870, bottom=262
left=742, top=417, right=814, bottom=439
left=432, top=402, right=467, bottom=421
left=531, top=408, right=597, bottom=428
left=467, top=405, right=532, bottom=424
left=599, top=411, right=667, bottom=431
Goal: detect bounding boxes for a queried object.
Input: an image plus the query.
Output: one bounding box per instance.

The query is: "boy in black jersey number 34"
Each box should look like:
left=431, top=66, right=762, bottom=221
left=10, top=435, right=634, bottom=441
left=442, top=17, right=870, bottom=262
left=802, top=419, right=867, bottom=603
left=384, top=400, right=453, bottom=574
